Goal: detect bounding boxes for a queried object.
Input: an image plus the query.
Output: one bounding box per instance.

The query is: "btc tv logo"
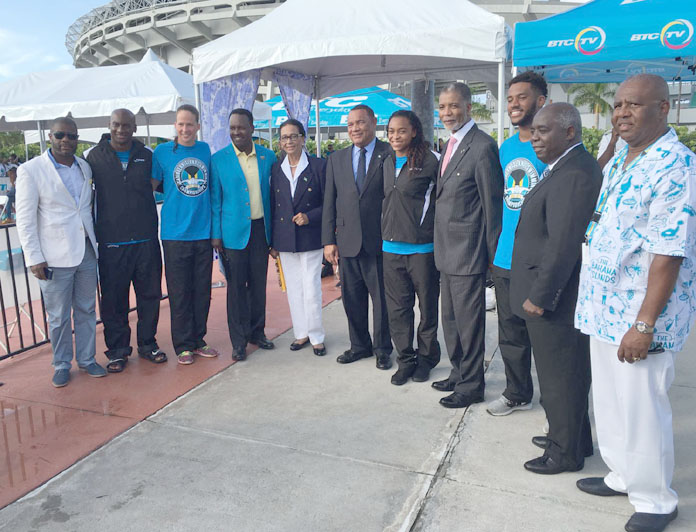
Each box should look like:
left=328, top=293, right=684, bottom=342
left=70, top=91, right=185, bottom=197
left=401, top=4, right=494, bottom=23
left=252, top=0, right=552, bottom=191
left=631, top=19, right=694, bottom=50
left=547, top=26, right=606, bottom=56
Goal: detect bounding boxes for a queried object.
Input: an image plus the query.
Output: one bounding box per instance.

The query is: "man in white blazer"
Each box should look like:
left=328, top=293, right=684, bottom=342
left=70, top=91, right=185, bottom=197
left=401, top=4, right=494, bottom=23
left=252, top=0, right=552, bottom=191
left=15, top=117, right=105, bottom=387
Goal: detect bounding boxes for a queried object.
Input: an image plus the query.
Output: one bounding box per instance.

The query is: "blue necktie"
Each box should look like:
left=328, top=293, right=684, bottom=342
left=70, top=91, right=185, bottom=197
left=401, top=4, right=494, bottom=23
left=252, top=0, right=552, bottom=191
left=356, top=148, right=367, bottom=191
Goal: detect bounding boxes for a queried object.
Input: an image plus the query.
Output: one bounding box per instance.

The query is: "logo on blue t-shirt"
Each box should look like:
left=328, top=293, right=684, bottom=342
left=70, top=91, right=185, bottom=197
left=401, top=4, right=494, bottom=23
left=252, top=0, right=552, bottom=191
left=174, top=158, right=208, bottom=197
left=503, top=158, right=539, bottom=210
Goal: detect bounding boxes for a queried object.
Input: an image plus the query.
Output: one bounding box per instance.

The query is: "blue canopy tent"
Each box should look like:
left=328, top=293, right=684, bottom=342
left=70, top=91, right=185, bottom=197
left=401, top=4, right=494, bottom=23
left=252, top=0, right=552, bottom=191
left=513, top=0, right=695, bottom=83
left=254, top=86, right=445, bottom=130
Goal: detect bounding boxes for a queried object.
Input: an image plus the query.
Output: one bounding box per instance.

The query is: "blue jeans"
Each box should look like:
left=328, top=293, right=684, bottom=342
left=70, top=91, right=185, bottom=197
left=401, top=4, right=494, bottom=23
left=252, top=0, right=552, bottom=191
left=39, top=243, right=98, bottom=370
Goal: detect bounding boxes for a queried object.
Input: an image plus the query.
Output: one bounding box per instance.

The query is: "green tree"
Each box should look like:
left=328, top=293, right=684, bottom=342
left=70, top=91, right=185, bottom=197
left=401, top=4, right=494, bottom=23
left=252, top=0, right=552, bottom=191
left=471, top=102, right=492, bottom=122
left=568, top=83, right=615, bottom=129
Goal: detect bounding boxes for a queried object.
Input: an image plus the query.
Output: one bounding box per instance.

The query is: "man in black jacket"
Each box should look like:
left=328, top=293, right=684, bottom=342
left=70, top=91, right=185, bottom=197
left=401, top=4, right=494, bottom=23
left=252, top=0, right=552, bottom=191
left=510, top=103, right=601, bottom=474
left=322, top=105, right=393, bottom=369
left=86, top=109, right=166, bottom=373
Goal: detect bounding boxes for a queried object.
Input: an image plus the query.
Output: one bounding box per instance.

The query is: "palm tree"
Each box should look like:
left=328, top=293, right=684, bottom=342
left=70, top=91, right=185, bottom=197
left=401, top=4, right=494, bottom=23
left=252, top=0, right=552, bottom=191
left=471, top=102, right=492, bottom=122
left=567, top=83, right=615, bottom=129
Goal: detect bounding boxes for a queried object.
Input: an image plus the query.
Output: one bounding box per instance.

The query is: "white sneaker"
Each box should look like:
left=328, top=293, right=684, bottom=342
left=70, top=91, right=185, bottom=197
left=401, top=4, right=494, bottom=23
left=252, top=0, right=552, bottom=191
left=486, top=395, right=533, bottom=416
left=485, top=287, right=496, bottom=311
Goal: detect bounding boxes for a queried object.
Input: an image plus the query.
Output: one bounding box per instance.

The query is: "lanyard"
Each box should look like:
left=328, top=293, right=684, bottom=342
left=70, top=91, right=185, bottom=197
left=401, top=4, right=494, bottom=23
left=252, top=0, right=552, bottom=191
left=584, top=142, right=655, bottom=244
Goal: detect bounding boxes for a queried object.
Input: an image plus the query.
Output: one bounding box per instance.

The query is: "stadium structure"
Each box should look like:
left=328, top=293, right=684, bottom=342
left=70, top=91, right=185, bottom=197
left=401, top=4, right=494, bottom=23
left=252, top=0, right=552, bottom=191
left=65, top=0, right=590, bottom=71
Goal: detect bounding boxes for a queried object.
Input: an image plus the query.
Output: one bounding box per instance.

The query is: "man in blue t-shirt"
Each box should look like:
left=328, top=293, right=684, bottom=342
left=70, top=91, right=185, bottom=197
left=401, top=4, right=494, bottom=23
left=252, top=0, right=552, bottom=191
left=152, top=104, right=220, bottom=365
left=486, top=72, right=548, bottom=417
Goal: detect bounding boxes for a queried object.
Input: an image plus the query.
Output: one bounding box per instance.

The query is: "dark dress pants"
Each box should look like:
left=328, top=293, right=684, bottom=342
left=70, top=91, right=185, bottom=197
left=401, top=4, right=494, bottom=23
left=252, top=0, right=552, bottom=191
left=492, top=266, right=533, bottom=403
left=98, top=240, right=162, bottom=360
left=383, top=251, right=440, bottom=370
left=525, top=318, right=593, bottom=468
left=162, top=239, right=212, bottom=355
left=440, top=272, right=486, bottom=397
left=221, top=218, right=269, bottom=349
left=339, top=249, right=392, bottom=356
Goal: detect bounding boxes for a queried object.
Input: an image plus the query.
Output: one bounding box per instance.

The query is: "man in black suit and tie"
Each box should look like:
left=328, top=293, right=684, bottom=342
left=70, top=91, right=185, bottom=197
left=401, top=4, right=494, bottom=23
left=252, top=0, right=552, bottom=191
left=322, top=105, right=393, bottom=369
left=510, top=103, right=601, bottom=474
left=433, top=83, right=504, bottom=408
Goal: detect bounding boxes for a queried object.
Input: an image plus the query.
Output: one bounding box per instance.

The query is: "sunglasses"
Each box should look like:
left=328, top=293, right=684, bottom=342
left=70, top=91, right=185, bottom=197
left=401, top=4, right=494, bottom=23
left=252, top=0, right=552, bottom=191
left=52, top=132, right=79, bottom=141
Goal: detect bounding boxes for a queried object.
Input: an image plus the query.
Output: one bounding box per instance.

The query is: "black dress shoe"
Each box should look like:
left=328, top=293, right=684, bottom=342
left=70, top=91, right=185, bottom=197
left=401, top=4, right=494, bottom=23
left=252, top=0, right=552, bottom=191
left=249, top=335, right=275, bottom=350
left=313, top=345, right=326, bottom=356
left=290, top=339, right=310, bottom=351
left=576, top=477, right=627, bottom=497
left=532, top=436, right=594, bottom=457
left=431, top=379, right=455, bottom=392
left=411, top=364, right=431, bottom=382
left=391, top=366, right=415, bottom=386
left=524, top=454, right=583, bottom=475
left=376, top=353, right=392, bottom=370
left=439, top=392, right=484, bottom=409
left=232, top=346, right=247, bottom=361
left=625, top=509, right=677, bottom=532
left=336, top=349, right=372, bottom=364
left=532, top=436, right=549, bottom=450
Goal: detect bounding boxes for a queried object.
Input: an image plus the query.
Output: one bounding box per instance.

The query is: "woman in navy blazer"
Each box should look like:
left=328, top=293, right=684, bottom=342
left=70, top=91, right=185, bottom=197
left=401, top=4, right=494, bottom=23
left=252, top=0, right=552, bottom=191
left=270, top=119, right=327, bottom=356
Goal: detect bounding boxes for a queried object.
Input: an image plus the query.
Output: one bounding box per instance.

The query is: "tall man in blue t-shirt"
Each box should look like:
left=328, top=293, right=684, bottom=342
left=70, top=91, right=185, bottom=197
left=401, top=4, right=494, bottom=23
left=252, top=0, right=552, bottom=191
left=486, top=72, right=548, bottom=417
left=152, top=104, right=220, bottom=365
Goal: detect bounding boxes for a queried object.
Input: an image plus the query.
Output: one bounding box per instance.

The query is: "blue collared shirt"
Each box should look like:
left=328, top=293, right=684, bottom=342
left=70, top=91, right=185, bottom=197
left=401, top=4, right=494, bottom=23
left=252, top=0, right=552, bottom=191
left=47, top=149, right=84, bottom=205
left=351, top=137, right=377, bottom=181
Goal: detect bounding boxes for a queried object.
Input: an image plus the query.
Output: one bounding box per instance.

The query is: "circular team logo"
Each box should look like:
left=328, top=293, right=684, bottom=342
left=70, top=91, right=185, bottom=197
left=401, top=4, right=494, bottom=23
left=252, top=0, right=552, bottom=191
left=575, top=26, right=606, bottom=55
left=504, top=158, right=539, bottom=210
left=173, top=158, right=208, bottom=197
left=661, top=19, right=694, bottom=50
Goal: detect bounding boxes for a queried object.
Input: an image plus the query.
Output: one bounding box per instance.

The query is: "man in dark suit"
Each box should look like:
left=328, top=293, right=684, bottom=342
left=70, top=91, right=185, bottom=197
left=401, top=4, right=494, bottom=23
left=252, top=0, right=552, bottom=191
left=510, top=103, right=601, bottom=474
left=433, top=83, right=504, bottom=408
left=322, top=104, right=393, bottom=369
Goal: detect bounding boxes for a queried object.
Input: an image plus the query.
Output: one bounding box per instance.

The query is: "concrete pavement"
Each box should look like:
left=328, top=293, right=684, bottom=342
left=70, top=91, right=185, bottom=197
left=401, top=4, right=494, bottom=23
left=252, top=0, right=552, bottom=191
left=0, top=298, right=694, bottom=531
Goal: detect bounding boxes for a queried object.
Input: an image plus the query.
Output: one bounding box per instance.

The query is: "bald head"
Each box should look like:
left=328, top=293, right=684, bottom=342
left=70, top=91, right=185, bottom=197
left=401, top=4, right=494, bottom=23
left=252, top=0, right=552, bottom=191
left=613, top=74, right=670, bottom=149
left=622, top=74, right=669, bottom=102
left=110, top=108, right=137, bottom=150
left=531, top=103, right=582, bottom=164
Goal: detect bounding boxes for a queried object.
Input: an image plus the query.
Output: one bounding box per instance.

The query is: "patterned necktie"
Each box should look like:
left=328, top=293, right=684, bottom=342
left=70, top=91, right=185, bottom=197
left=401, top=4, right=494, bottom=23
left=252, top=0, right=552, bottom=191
left=356, top=147, right=367, bottom=191
left=540, top=167, right=550, bottom=180
left=440, top=138, right=458, bottom=177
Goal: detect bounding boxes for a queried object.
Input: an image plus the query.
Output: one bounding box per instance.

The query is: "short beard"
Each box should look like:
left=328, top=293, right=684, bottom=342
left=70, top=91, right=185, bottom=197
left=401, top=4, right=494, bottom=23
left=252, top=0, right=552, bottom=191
left=512, top=107, right=537, bottom=128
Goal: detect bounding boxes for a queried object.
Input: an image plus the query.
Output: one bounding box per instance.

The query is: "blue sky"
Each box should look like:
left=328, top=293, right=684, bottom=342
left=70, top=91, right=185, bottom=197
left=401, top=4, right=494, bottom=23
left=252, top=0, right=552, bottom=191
left=0, top=1, right=103, bottom=83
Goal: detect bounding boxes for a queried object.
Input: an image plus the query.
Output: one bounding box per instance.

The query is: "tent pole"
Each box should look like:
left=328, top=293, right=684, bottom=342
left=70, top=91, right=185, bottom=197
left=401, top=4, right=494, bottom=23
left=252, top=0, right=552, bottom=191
left=314, top=77, right=321, bottom=157
left=37, top=121, right=46, bottom=153
left=509, top=66, right=517, bottom=137
left=497, top=60, right=505, bottom=147
left=145, top=113, right=151, bottom=146
left=23, top=132, right=29, bottom=161
left=195, top=82, right=202, bottom=141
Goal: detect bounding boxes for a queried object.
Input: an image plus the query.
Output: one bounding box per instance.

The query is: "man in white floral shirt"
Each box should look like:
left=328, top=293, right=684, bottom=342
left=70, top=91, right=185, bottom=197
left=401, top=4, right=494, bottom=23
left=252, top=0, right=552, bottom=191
left=575, top=74, right=696, bottom=532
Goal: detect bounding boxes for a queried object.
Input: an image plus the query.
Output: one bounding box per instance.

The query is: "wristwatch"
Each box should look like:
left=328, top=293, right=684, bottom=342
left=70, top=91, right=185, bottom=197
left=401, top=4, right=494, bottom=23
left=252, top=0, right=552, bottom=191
left=634, top=321, right=655, bottom=334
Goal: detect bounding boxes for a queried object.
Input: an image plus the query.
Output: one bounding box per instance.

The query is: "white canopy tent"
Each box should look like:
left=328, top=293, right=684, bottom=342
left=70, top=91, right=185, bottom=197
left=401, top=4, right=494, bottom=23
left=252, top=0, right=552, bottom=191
left=192, top=0, right=512, bottom=149
left=0, top=50, right=271, bottom=151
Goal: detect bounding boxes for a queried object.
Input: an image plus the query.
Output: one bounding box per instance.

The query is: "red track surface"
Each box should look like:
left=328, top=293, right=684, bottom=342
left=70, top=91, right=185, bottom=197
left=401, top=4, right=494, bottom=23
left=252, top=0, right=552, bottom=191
left=0, top=263, right=341, bottom=508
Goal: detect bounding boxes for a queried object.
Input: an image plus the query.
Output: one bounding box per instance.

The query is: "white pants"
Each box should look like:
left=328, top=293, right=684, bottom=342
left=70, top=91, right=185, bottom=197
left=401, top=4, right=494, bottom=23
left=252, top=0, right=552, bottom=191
left=279, top=249, right=325, bottom=345
left=589, top=337, right=677, bottom=514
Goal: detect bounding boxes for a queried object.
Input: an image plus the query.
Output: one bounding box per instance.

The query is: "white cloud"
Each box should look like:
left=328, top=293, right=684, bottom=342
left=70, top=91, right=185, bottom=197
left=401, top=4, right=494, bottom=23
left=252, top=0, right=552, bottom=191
left=0, top=28, right=74, bottom=83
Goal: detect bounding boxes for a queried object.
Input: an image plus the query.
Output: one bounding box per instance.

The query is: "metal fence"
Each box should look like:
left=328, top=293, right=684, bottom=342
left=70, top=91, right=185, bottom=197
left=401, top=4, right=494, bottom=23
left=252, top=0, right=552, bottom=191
left=0, top=223, right=172, bottom=362
left=0, top=223, right=50, bottom=360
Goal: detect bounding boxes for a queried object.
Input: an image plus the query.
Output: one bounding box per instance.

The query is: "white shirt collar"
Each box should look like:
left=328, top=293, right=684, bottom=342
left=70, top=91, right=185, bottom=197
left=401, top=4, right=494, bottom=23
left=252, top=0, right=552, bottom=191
left=449, top=119, right=475, bottom=144
left=547, top=142, right=582, bottom=172
left=281, top=151, right=309, bottom=196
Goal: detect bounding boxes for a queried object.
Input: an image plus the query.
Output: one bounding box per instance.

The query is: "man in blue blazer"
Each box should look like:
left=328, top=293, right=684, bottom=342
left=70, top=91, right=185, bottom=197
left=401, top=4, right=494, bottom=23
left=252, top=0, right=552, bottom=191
left=211, top=108, right=277, bottom=361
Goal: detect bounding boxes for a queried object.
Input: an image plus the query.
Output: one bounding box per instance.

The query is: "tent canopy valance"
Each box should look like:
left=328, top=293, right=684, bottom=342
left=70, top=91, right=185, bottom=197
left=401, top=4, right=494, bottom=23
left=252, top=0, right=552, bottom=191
left=513, top=0, right=696, bottom=83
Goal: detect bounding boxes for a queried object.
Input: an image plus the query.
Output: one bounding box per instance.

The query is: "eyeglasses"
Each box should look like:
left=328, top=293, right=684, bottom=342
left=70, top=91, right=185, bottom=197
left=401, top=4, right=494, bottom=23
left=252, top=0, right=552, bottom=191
left=280, top=134, right=303, bottom=143
left=52, top=132, right=79, bottom=141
